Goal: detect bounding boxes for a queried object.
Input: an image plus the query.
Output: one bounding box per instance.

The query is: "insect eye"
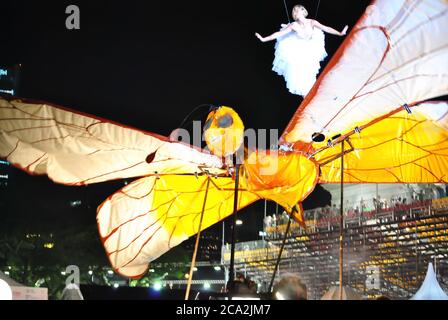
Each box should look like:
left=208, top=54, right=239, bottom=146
left=312, top=132, right=325, bottom=142
left=217, top=114, right=233, bottom=128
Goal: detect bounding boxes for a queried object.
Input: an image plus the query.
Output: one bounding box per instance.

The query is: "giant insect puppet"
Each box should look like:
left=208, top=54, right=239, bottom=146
left=1, top=0, right=447, bottom=279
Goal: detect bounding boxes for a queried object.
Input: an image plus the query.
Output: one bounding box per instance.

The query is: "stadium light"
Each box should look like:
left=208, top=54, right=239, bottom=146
left=153, top=282, right=162, bottom=291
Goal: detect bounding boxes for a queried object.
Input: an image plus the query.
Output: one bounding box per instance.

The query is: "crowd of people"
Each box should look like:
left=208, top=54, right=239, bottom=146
left=224, top=272, right=308, bottom=300
left=263, top=187, right=448, bottom=232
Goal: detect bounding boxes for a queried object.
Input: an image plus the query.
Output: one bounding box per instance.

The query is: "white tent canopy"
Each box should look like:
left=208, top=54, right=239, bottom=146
left=0, top=271, right=23, bottom=287
left=0, top=271, right=47, bottom=300
left=411, top=263, right=448, bottom=300
left=61, top=284, right=84, bottom=300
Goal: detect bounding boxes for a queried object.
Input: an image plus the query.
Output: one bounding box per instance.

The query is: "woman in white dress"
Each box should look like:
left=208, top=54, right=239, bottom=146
left=255, top=5, right=348, bottom=96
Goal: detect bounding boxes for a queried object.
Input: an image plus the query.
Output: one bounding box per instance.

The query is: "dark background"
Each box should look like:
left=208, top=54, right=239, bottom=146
left=0, top=0, right=371, bottom=266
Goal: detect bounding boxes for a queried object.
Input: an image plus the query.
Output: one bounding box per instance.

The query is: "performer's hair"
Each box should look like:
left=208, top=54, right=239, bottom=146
left=292, top=5, right=308, bottom=20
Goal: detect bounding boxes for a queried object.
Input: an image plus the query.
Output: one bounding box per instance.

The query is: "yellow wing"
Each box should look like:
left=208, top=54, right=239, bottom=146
left=97, top=173, right=259, bottom=278
left=315, top=101, right=448, bottom=183
left=279, top=0, right=448, bottom=185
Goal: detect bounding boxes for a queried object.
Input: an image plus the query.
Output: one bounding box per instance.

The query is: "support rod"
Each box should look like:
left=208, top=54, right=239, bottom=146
left=268, top=206, right=298, bottom=293
left=185, top=177, right=211, bottom=300
left=228, top=163, right=241, bottom=295
left=339, top=140, right=345, bottom=300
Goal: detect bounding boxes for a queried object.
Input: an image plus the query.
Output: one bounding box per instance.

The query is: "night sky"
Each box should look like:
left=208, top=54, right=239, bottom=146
left=1, top=1, right=371, bottom=249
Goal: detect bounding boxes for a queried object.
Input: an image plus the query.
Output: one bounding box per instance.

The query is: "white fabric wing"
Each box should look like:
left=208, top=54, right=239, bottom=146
left=0, top=97, right=223, bottom=185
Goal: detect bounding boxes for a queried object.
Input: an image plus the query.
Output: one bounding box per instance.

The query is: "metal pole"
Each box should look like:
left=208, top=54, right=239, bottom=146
left=222, top=221, right=226, bottom=286
left=222, top=221, right=225, bottom=248
left=229, top=163, right=241, bottom=293
left=185, top=177, right=211, bottom=300
left=434, top=256, right=437, bottom=276
left=415, top=223, right=418, bottom=284
left=339, top=140, right=345, bottom=300
left=263, top=200, right=267, bottom=241
left=376, top=183, right=379, bottom=214
left=268, top=206, right=297, bottom=293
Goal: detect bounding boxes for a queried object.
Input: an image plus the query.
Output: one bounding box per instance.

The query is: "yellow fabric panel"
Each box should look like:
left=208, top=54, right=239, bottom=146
left=317, top=104, right=448, bottom=183
left=240, top=150, right=318, bottom=223
left=97, top=174, right=259, bottom=278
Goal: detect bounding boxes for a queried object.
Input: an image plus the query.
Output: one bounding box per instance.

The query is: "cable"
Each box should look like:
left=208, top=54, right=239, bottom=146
left=177, top=103, right=218, bottom=130
left=283, top=0, right=320, bottom=23
left=315, top=0, right=321, bottom=19
left=282, top=0, right=291, bottom=23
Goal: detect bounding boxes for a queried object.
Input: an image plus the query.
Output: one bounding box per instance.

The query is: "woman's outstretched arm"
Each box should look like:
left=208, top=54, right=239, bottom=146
left=255, top=24, right=293, bottom=42
left=312, top=20, right=348, bottom=36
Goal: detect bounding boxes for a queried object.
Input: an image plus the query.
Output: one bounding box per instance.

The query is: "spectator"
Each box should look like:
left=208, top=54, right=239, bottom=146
left=361, top=199, right=367, bottom=214
left=227, top=273, right=257, bottom=296
left=247, top=280, right=258, bottom=294
left=281, top=211, right=289, bottom=225
left=272, top=274, right=307, bottom=300
left=263, top=216, right=272, bottom=229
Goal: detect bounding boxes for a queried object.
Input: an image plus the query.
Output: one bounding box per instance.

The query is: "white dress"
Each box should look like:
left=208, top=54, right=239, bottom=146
left=272, top=26, right=327, bottom=96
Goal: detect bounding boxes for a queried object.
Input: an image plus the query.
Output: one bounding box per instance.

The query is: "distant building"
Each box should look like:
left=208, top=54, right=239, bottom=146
left=323, top=183, right=447, bottom=212
left=184, top=230, right=221, bottom=262
left=0, top=65, right=20, bottom=189
left=0, top=160, right=10, bottom=188
left=0, top=64, right=21, bottom=96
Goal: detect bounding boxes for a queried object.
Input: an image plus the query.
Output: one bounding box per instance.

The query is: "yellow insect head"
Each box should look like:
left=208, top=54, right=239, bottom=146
left=203, top=106, right=244, bottom=157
